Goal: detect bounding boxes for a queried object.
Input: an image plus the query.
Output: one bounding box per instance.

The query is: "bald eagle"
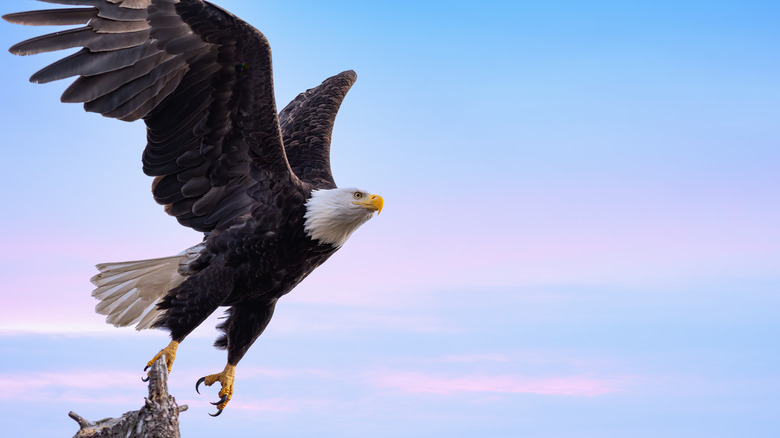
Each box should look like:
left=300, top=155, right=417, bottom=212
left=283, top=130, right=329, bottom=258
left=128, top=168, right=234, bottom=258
left=4, top=0, right=383, bottom=415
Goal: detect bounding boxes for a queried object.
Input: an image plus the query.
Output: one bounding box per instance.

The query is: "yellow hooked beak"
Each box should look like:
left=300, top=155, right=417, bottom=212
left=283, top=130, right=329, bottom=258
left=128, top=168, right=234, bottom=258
left=354, top=194, right=383, bottom=214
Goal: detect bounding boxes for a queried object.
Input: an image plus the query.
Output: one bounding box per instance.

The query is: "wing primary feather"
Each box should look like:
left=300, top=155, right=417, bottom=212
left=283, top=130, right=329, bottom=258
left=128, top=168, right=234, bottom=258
left=35, top=0, right=148, bottom=21
left=90, top=16, right=150, bottom=34
left=10, top=27, right=150, bottom=56
left=10, top=27, right=98, bottom=55
left=81, top=56, right=185, bottom=113
left=63, top=51, right=177, bottom=103
left=30, top=42, right=161, bottom=83
left=2, top=8, right=97, bottom=26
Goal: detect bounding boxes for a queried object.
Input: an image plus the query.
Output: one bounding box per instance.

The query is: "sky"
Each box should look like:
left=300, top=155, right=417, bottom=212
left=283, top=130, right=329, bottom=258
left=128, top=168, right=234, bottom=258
left=0, top=0, right=778, bottom=436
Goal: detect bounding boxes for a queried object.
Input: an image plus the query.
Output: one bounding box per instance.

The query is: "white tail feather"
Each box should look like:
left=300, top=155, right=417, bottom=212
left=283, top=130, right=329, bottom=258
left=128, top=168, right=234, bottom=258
left=91, top=254, right=188, bottom=330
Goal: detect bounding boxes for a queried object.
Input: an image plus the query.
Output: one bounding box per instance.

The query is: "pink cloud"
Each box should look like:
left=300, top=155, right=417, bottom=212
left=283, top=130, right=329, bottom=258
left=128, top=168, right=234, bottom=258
left=225, top=397, right=332, bottom=413
left=438, top=353, right=511, bottom=363
left=0, top=370, right=142, bottom=404
left=370, top=371, right=625, bottom=397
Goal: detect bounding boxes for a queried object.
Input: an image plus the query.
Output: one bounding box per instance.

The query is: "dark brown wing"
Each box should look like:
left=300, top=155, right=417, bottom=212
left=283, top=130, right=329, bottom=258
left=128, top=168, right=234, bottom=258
left=5, top=0, right=298, bottom=232
left=279, top=70, right=357, bottom=189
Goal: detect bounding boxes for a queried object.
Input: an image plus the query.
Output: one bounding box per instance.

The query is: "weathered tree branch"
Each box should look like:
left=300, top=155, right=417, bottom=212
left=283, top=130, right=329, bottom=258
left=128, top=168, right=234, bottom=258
left=70, top=357, right=187, bottom=438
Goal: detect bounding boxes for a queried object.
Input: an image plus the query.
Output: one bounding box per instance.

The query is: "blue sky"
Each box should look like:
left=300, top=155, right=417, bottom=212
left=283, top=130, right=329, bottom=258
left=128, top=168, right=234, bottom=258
left=1, top=1, right=779, bottom=437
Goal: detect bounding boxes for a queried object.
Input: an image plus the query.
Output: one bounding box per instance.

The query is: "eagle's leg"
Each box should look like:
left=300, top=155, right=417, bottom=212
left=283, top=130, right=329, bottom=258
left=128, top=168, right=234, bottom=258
left=145, top=340, right=179, bottom=373
left=196, top=363, right=235, bottom=416
left=146, top=267, right=236, bottom=381
left=197, top=298, right=278, bottom=415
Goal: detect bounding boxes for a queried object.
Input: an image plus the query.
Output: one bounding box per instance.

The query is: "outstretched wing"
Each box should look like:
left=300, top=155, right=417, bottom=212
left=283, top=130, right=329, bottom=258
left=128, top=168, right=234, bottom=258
left=279, top=70, right=357, bottom=189
left=5, top=0, right=298, bottom=232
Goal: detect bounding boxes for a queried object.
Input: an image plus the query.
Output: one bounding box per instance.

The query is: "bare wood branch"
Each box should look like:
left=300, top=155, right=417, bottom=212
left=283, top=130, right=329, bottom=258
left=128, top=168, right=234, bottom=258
left=70, top=356, right=187, bottom=438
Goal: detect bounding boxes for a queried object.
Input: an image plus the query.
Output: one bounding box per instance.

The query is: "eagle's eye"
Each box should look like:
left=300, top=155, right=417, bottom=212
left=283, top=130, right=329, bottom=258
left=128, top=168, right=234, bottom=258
left=353, top=192, right=363, bottom=199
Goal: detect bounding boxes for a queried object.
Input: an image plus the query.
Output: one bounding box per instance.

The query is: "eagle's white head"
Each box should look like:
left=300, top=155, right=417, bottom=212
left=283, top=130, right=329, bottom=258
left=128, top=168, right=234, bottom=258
left=304, top=187, right=383, bottom=247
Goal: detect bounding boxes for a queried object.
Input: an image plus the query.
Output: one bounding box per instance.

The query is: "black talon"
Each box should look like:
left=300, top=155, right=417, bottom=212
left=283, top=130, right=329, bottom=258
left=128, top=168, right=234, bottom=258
left=196, top=377, right=227, bottom=415
left=210, top=394, right=228, bottom=406
left=141, top=375, right=150, bottom=382
left=144, top=364, right=150, bottom=372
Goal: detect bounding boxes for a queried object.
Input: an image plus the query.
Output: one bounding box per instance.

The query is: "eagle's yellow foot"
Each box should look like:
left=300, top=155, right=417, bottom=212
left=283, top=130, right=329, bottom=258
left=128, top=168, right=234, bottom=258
left=196, top=364, right=236, bottom=417
left=144, top=340, right=179, bottom=378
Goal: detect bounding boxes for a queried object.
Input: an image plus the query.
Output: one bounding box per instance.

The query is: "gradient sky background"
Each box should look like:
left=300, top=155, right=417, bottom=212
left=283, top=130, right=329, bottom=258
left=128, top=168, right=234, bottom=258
left=1, top=0, right=778, bottom=436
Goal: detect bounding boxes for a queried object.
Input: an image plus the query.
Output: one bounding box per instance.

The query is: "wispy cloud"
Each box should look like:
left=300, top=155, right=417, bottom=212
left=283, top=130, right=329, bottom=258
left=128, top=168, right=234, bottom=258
left=225, top=397, right=332, bottom=413
left=0, top=370, right=141, bottom=404
left=437, top=353, right=511, bottom=363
